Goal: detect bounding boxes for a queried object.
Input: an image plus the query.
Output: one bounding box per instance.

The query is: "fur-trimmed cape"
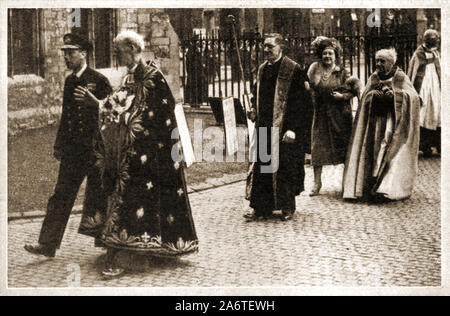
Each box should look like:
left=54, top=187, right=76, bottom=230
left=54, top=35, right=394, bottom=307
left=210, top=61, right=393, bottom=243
left=342, top=68, right=421, bottom=200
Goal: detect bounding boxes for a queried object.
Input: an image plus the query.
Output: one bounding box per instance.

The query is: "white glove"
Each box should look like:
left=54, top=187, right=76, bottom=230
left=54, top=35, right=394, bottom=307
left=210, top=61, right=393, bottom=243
left=282, top=130, right=296, bottom=143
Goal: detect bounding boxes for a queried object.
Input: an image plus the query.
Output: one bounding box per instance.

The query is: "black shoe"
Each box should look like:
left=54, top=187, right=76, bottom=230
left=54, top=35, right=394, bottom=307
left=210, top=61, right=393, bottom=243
left=243, top=212, right=255, bottom=219
left=368, top=194, right=392, bottom=204
left=244, top=212, right=270, bottom=222
left=24, top=244, right=56, bottom=258
left=421, top=147, right=433, bottom=158
left=309, top=183, right=322, bottom=196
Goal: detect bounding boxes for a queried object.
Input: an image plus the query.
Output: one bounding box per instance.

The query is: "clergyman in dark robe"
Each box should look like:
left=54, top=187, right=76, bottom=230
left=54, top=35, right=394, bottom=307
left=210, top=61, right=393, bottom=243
left=245, top=33, right=310, bottom=222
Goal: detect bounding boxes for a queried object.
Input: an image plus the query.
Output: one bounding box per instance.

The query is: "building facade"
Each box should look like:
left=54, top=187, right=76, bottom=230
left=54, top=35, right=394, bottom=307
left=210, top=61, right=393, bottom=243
left=8, top=8, right=440, bottom=135
left=168, top=8, right=439, bottom=39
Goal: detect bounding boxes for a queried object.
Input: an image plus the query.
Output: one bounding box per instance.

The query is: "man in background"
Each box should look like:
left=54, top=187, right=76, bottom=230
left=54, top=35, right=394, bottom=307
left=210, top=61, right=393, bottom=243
left=408, top=29, right=441, bottom=157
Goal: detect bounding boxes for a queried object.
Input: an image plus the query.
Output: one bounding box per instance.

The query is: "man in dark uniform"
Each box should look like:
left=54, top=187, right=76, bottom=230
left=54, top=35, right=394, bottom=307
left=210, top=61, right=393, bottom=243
left=24, top=33, right=112, bottom=257
left=245, top=33, right=310, bottom=222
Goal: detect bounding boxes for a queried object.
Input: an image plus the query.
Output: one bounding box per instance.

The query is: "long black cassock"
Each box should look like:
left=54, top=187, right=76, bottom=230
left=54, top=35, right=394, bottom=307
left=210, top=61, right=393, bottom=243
left=79, top=59, right=198, bottom=256
left=246, top=56, right=310, bottom=214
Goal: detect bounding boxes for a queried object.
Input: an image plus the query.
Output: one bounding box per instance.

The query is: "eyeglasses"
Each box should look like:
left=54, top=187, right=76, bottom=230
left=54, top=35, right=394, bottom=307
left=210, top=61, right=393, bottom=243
left=264, top=44, right=278, bottom=49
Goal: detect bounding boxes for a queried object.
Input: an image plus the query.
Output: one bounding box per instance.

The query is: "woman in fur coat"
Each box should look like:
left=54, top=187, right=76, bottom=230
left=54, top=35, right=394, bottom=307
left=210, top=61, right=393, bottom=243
left=307, top=37, right=361, bottom=196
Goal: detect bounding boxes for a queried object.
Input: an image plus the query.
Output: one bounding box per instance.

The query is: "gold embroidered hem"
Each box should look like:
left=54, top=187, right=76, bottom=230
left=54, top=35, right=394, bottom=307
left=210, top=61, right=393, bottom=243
left=101, top=232, right=199, bottom=256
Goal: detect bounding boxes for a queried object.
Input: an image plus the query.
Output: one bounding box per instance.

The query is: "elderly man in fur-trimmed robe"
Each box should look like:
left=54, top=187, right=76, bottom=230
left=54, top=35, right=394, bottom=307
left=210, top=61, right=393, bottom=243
left=408, top=29, right=441, bottom=157
left=245, top=33, right=310, bottom=221
left=342, top=48, right=421, bottom=201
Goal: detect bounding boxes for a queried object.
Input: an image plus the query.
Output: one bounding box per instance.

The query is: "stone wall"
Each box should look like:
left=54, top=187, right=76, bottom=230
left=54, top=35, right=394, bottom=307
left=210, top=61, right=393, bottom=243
left=41, top=9, right=72, bottom=84
left=8, top=9, right=71, bottom=136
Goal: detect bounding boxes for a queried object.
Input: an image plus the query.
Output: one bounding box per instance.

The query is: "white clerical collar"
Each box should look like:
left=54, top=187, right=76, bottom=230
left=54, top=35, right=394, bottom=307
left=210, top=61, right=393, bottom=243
left=268, top=54, right=283, bottom=66
left=75, top=62, right=87, bottom=78
left=423, top=43, right=438, bottom=51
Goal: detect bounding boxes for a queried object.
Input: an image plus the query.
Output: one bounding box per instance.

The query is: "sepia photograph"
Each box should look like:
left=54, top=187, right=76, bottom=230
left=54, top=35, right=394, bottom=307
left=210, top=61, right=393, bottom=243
left=1, top=0, right=447, bottom=296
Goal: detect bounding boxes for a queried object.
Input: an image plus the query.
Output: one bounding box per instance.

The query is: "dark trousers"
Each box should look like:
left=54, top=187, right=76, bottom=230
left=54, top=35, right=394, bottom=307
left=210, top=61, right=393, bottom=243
left=38, top=156, right=103, bottom=249
left=250, top=169, right=275, bottom=216
left=249, top=165, right=296, bottom=216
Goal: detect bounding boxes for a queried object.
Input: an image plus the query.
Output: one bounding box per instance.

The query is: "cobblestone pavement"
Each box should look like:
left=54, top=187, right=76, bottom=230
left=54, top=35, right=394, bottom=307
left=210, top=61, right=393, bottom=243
left=8, top=157, right=441, bottom=288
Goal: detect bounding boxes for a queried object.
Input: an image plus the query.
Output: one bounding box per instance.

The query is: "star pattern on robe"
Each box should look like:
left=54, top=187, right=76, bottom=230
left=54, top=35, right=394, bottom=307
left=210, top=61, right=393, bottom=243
left=136, top=207, right=144, bottom=219
left=166, top=118, right=171, bottom=127
left=140, top=232, right=151, bottom=243
left=148, top=111, right=154, bottom=119
left=158, top=143, right=164, bottom=149
left=144, top=130, right=150, bottom=137
left=177, top=188, right=184, bottom=197
left=141, top=155, right=148, bottom=164
left=162, top=98, right=168, bottom=105
left=173, top=161, right=180, bottom=170
left=146, top=181, right=154, bottom=190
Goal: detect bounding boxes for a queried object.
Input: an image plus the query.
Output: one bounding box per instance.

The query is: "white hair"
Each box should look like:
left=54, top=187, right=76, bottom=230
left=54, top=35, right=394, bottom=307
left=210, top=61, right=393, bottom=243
left=114, top=30, right=145, bottom=52
left=424, top=29, right=439, bottom=39
left=375, top=48, right=397, bottom=64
